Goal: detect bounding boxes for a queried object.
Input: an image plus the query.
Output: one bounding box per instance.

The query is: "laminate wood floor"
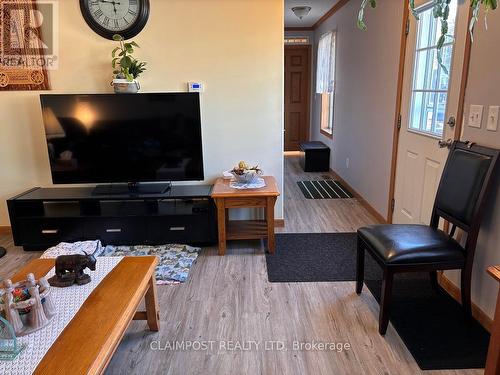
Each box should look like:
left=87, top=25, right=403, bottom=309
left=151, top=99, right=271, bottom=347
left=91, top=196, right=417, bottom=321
left=0, top=155, right=481, bottom=375
left=277, top=153, right=379, bottom=233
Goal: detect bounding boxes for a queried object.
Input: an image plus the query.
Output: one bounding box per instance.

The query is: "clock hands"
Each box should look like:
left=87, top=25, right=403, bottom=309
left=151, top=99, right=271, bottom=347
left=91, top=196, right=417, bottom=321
left=99, top=0, right=121, bottom=15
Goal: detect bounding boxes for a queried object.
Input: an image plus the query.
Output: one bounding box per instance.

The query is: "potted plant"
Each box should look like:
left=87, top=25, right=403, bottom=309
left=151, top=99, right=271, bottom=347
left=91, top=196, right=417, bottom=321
left=111, top=34, right=147, bottom=93
left=358, top=0, right=497, bottom=72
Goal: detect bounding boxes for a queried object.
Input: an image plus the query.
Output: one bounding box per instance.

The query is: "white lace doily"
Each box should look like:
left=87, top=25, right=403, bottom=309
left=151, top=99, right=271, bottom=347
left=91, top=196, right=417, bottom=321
left=40, top=240, right=103, bottom=259
left=229, top=177, right=266, bottom=190
left=0, top=257, right=122, bottom=375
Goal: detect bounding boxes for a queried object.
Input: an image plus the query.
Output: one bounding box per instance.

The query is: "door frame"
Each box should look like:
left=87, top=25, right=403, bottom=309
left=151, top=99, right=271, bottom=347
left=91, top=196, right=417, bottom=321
left=386, top=0, right=473, bottom=223
left=284, top=44, right=312, bottom=151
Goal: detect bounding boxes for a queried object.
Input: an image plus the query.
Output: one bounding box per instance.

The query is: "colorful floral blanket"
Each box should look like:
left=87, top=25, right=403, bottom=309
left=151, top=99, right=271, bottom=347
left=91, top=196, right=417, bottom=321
left=99, top=244, right=202, bottom=284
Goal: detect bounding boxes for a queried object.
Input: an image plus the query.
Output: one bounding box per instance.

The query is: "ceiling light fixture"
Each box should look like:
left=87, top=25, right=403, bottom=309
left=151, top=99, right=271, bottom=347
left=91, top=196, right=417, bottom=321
left=291, top=6, right=312, bottom=20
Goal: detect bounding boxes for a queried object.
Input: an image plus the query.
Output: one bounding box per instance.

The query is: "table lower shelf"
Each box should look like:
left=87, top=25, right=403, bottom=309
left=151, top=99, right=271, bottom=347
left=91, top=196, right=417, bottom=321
left=226, top=220, right=269, bottom=240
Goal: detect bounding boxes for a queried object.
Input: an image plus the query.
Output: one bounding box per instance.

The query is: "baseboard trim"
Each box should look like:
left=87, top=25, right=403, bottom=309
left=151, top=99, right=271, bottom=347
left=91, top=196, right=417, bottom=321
left=275, top=219, right=285, bottom=228
left=329, top=170, right=387, bottom=224
left=437, top=271, right=492, bottom=332
left=0, top=226, right=12, bottom=235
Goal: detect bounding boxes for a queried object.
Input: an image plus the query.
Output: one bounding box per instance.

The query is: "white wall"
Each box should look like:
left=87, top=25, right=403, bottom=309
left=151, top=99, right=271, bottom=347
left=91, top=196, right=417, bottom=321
left=0, top=0, right=285, bottom=225
left=444, top=7, right=500, bottom=319
left=309, top=0, right=404, bottom=218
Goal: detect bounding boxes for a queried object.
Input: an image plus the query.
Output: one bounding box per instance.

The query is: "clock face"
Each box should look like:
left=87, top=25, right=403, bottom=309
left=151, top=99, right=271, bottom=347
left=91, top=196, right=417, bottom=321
left=80, top=0, right=149, bottom=40
left=88, top=0, right=140, bottom=32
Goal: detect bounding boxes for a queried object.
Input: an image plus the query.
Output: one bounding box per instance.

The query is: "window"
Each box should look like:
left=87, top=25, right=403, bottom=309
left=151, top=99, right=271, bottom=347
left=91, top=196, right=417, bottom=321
left=408, top=1, right=457, bottom=137
left=316, top=31, right=336, bottom=136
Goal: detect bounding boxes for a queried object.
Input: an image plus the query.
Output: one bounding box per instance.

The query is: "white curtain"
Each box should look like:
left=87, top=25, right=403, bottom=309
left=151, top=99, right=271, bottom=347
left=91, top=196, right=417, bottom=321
left=316, top=31, right=336, bottom=94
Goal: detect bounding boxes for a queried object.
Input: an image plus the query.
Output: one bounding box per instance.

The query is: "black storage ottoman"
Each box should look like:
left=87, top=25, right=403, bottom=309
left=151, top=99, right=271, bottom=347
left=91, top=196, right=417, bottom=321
left=299, top=141, right=331, bottom=172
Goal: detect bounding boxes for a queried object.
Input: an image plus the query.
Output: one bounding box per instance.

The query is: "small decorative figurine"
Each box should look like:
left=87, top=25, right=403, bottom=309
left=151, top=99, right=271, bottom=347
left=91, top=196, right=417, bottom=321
left=26, top=277, right=49, bottom=330
left=48, top=252, right=97, bottom=287
left=1, top=281, right=23, bottom=334
left=38, top=277, right=56, bottom=318
left=0, top=273, right=56, bottom=337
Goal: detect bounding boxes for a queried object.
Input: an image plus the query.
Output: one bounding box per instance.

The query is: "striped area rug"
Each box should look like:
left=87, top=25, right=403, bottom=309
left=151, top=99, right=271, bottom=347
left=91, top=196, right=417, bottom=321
left=297, top=180, right=353, bottom=199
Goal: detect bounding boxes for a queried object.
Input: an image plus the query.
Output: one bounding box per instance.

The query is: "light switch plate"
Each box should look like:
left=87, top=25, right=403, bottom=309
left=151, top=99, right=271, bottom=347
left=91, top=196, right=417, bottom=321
left=468, top=105, right=483, bottom=128
left=487, top=106, right=499, bottom=131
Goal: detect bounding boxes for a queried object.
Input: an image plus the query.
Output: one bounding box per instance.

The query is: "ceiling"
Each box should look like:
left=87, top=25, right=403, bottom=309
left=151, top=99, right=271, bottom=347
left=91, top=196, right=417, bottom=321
left=285, top=0, right=340, bottom=28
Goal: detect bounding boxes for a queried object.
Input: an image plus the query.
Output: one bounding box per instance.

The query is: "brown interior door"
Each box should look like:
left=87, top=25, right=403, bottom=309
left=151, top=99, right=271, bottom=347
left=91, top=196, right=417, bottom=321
left=284, top=45, right=311, bottom=151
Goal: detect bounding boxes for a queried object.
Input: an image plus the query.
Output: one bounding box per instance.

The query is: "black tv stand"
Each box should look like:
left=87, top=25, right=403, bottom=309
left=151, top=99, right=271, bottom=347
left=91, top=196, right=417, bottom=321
left=8, top=185, right=217, bottom=251
left=92, top=182, right=172, bottom=196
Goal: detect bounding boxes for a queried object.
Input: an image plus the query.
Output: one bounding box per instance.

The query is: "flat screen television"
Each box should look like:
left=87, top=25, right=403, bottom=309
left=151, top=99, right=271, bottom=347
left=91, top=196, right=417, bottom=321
left=40, top=93, right=204, bottom=193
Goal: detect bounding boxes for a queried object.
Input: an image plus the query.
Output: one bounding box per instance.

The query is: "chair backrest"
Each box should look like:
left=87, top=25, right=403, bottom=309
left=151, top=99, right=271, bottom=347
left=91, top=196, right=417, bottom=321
left=431, top=141, right=499, bottom=237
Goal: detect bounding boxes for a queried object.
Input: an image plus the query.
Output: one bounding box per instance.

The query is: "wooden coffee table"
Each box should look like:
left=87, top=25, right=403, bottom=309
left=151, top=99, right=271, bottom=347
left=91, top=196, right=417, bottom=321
left=10, top=256, right=159, bottom=375
left=211, top=176, right=280, bottom=256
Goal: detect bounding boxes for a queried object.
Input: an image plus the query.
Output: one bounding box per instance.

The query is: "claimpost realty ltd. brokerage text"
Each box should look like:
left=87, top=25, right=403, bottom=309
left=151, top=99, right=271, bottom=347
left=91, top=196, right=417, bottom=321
left=150, top=340, right=351, bottom=353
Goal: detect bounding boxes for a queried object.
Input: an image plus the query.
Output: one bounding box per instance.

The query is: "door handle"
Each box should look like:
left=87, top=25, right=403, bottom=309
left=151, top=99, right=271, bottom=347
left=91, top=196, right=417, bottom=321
left=106, top=228, right=122, bottom=233
left=438, top=139, right=453, bottom=149
left=169, top=226, right=186, bottom=231
left=41, top=229, right=59, bottom=235
left=447, top=116, right=456, bottom=128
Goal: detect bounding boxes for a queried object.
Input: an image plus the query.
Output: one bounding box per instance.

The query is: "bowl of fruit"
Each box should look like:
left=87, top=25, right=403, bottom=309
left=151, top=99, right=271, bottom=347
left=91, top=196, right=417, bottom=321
left=231, top=161, right=263, bottom=183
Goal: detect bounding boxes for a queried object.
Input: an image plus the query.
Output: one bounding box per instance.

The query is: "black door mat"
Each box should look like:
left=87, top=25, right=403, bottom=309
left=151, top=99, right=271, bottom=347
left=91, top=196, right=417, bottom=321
left=297, top=180, right=353, bottom=199
left=265, top=233, right=362, bottom=282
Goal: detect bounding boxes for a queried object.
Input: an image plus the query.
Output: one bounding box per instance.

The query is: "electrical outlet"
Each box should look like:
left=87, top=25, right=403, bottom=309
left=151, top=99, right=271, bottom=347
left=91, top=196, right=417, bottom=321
left=468, top=105, right=483, bottom=128
left=346, top=158, right=350, bottom=169
left=487, top=106, right=499, bottom=132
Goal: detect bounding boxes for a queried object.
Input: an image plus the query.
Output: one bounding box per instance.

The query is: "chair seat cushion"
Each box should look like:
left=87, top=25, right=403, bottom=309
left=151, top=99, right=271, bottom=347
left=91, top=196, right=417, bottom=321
left=357, top=224, right=465, bottom=266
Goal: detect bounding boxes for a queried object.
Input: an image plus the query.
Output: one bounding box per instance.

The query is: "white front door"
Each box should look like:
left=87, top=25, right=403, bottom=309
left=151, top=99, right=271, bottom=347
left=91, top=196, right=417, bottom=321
left=393, top=0, right=469, bottom=225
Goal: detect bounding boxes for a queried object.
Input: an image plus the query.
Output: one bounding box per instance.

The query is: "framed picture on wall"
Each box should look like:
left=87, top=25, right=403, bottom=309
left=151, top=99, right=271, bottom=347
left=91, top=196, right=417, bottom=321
left=0, top=0, right=52, bottom=91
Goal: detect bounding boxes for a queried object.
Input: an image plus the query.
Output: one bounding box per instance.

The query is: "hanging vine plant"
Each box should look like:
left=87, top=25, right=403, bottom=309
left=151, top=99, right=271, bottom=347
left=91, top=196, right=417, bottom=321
left=357, top=0, right=498, bottom=72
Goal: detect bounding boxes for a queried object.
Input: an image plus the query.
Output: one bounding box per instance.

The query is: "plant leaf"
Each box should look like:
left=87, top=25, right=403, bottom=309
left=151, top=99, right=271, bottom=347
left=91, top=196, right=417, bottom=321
left=469, top=0, right=481, bottom=41
left=120, top=56, right=132, bottom=69
left=441, top=20, right=448, bottom=36
left=409, top=0, right=419, bottom=20
left=357, top=0, right=369, bottom=31
left=436, top=34, right=446, bottom=50
left=437, top=49, right=448, bottom=75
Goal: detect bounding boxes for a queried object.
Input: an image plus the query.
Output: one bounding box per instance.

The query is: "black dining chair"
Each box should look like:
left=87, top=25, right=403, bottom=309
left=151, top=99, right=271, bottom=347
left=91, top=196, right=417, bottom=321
left=356, top=141, right=499, bottom=335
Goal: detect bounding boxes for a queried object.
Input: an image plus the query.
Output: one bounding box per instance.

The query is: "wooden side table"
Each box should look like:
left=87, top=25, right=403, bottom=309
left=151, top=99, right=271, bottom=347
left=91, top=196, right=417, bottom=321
left=211, top=176, right=280, bottom=256
left=485, top=265, right=500, bottom=375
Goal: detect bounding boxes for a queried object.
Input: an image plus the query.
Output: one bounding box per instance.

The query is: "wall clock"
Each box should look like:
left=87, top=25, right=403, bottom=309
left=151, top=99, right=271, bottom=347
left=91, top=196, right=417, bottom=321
left=79, top=0, right=150, bottom=40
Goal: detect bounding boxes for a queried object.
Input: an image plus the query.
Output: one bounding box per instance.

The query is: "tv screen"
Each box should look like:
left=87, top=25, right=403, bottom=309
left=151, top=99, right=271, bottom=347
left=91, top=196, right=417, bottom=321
left=40, top=93, right=204, bottom=184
